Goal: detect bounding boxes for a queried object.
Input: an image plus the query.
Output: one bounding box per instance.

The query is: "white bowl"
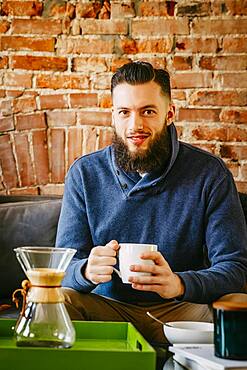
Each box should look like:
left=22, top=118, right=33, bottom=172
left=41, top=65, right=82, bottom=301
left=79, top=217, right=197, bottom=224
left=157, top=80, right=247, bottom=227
left=163, top=321, right=214, bottom=344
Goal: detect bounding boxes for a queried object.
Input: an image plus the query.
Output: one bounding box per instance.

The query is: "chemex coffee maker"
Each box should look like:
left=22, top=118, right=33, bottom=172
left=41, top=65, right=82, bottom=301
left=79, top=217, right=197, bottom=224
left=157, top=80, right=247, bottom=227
left=13, top=247, right=76, bottom=348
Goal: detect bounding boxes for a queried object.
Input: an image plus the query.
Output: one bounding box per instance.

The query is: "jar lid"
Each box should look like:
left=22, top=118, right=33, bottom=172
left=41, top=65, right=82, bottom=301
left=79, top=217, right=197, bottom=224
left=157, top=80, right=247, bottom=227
left=213, top=301, right=247, bottom=311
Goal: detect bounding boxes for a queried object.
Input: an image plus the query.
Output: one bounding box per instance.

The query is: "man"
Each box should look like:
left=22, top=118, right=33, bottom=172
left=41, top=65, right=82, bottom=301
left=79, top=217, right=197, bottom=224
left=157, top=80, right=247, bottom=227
left=56, top=61, right=247, bottom=344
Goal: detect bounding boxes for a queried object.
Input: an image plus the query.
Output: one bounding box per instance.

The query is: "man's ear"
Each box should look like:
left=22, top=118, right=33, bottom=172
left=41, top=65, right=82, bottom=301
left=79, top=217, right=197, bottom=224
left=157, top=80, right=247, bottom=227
left=112, top=109, right=115, bottom=127
left=167, top=104, right=175, bottom=125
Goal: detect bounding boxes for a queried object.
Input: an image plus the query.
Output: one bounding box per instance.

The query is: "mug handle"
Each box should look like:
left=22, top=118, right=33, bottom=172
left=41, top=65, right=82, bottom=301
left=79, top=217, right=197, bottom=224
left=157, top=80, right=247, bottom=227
left=112, top=267, right=121, bottom=279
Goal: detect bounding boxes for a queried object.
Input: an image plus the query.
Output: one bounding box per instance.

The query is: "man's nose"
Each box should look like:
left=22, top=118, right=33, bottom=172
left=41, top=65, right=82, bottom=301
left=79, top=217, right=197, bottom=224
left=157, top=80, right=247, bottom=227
left=129, top=113, right=143, bottom=130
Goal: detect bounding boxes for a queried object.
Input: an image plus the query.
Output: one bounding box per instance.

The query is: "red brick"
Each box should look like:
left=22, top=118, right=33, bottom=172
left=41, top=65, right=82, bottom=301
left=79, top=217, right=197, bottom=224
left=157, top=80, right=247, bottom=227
left=0, top=100, right=12, bottom=116
left=192, top=143, right=217, bottom=155
left=190, top=91, right=247, bottom=107
left=16, top=112, right=46, bottom=131
left=10, top=187, right=39, bottom=195
left=220, top=144, right=247, bottom=160
left=220, top=109, right=247, bottom=124
left=14, top=133, right=35, bottom=186
left=98, top=128, right=113, bottom=149
left=80, top=19, right=127, bottom=35
left=119, top=38, right=137, bottom=54
left=192, top=126, right=247, bottom=144
left=132, top=19, right=189, bottom=36
left=175, top=125, right=184, bottom=139
left=13, top=96, right=37, bottom=114
left=56, top=37, right=114, bottom=54
left=68, top=127, right=83, bottom=167
left=32, top=130, right=49, bottom=184
left=82, top=126, right=97, bottom=155
left=0, top=134, right=18, bottom=188
left=217, top=73, right=247, bottom=88
left=0, top=56, right=8, bottom=69
left=4, top=72, right=32, bottom=88
left=171, top=90, right=186, bottom=101
left=138, top=1, right=168, bottom=16
left=2, top=1, right=43, bottom=16
left=192, top=19, right=247, bottom=35
left=199, top=56, right=247, bottom=71
left=225, top=161, right=239, bottom=177
left=98, top=0, right=111, bottom=19
left=211, top=0, right=247, bottom=16
left=0, top=20, right=10, bottom=33
left=173, top=56, right=192, bottom=70
left=0, top=116, right=14, bottom=131
left=76, top=2, right=101, bottom=18
left=120, top=37, right=173, bottom=54
left=8, top=91, right=36, bottom=102
left=171, top=72, right=212, bottom=89
left=92, top=74, right=112, bottom=90
left=241, top=164, right=247, bottom=179
left=110, top=57, right=132, bottom=72
left=176, top=2, right=210, bottom=16
left=223, top=37, right=247, bottom=53
left=40, top=94, right=68, bottom=110
left=36, top=74, right=89, bottom=90
left=235, top=181, right=247, bottom=193
left=12, top=56, right=67, bottom=72
left=39, top=184, right=64, bottom=196
left=50, top=129, right=65, bottom=183
left=46, top=111, right=76, bottom=127
left=138, top=57, right=167, bottom=69
left=78, top=111, right=111, bottom=127
left=178, top=108, right=221, bottom=122
left=111, top=2, right=135, bottom=18
left=43, top=1, right=74, bottom=18
left=0, top=36, right=55, bottom=52
left=5, top=90, right=23, bottom=98
left=192, top=126, right=227, bottom=141
left=72, top=56, right=107, bottom=73
left=227, top=127, right=247, bottom=142
left=98, top=92, right=112, bottom=108
left=12, top=19, right=62, bottom=35
left=70, top=93, right=98, bottom=108
left=175, top=37, right=218, bottom=53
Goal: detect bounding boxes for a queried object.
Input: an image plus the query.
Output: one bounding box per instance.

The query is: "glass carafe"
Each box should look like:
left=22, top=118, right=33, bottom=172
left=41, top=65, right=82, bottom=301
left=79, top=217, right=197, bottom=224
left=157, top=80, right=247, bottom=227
left=13, top=247, right=76, bottom=348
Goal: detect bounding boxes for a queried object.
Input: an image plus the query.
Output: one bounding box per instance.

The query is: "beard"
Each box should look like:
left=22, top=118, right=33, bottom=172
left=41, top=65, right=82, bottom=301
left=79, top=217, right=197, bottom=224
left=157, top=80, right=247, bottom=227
left=112, top=122, right=171, bottom=173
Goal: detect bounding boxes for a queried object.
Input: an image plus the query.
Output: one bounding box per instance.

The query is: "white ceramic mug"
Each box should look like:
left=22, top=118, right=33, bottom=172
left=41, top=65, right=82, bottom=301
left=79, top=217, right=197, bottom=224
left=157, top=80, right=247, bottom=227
left=114, top=243, right=158, bottom=284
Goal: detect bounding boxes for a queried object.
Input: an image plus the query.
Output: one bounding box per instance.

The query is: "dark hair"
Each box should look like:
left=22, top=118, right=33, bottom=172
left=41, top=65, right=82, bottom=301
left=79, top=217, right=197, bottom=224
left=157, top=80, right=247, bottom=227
left=111, top=61, right=171, bottom=100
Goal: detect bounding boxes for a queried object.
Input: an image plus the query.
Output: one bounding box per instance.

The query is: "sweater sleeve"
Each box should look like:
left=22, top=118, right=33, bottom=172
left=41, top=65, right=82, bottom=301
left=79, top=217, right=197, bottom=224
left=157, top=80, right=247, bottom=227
left=177, top=172, right=247, bottom=304
left=55, top=165, right=96, bottom=292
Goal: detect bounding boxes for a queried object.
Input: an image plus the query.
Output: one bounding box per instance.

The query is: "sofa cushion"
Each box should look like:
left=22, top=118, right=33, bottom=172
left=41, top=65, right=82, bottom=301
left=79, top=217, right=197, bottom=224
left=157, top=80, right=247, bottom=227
left=0, top=196, right=62, bottom=299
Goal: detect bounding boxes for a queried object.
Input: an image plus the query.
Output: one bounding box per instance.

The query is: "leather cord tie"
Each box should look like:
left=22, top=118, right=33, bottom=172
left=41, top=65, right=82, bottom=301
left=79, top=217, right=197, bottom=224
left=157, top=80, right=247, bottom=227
left=12, top=280, right=30, bottom=317
left=0, top=303, right=11, bottom=312
left=31, top=285, right=61, bottom=288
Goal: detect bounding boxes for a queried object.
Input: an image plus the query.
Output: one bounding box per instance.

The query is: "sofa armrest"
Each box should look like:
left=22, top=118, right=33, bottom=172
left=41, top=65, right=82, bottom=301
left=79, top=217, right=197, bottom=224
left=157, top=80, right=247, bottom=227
left=0, top=196, right=62, bottom=299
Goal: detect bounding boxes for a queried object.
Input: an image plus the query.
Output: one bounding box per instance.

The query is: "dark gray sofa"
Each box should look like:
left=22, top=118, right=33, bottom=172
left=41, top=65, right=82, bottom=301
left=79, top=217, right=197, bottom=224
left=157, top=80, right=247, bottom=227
left=0, top=195, right=62, bottom=318
left=0, top=193, right=246, bottom=319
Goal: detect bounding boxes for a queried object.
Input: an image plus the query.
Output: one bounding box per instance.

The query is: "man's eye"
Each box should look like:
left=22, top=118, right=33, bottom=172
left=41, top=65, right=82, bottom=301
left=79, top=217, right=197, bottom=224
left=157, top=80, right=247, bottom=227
left=118, top=110, right=129, bottom=116
left=143, top=109, right=156, bottom=116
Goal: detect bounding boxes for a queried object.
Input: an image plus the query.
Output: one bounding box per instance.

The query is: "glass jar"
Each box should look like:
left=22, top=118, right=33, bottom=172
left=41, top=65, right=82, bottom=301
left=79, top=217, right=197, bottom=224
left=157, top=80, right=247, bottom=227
left=213, top=297, right=247, bottom=360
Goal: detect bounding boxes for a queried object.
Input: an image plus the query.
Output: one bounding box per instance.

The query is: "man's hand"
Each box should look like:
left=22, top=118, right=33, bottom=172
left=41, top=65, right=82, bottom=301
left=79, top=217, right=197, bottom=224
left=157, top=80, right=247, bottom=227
left=84, top=240, right=119, bottom=284
left=128, top=251, right=185, bottom=299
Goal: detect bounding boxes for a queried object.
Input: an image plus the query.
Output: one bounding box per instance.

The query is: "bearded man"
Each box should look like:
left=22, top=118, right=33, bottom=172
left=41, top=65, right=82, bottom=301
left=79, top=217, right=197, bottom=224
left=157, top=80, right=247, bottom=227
left=56, top=61, right=247, bottom=345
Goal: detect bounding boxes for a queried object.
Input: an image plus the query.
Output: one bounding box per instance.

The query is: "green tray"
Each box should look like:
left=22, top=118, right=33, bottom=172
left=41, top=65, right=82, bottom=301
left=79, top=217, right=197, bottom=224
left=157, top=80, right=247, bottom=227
left=0, top=319, right=156, bottom=370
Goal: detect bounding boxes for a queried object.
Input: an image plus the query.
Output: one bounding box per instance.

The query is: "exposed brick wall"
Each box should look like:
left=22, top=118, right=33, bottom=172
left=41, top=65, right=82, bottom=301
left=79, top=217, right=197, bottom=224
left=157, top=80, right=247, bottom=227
left=0, top=0, right=246, bottom=195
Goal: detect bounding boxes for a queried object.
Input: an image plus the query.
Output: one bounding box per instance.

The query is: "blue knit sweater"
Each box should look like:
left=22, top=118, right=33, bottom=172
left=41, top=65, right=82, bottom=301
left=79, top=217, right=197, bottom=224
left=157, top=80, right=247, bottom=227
left=56, top=124, right=247, bottom=304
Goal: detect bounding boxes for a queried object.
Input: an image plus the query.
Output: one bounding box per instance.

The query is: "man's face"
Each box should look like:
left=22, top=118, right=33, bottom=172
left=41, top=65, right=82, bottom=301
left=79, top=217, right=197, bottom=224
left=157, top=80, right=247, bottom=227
left=112, top=81, right=175, bottom=156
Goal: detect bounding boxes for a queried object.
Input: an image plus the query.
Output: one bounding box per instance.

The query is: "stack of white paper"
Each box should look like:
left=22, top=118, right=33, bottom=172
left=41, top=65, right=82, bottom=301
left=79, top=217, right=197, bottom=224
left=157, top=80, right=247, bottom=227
left=169, top=344, right=247, bottom=370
